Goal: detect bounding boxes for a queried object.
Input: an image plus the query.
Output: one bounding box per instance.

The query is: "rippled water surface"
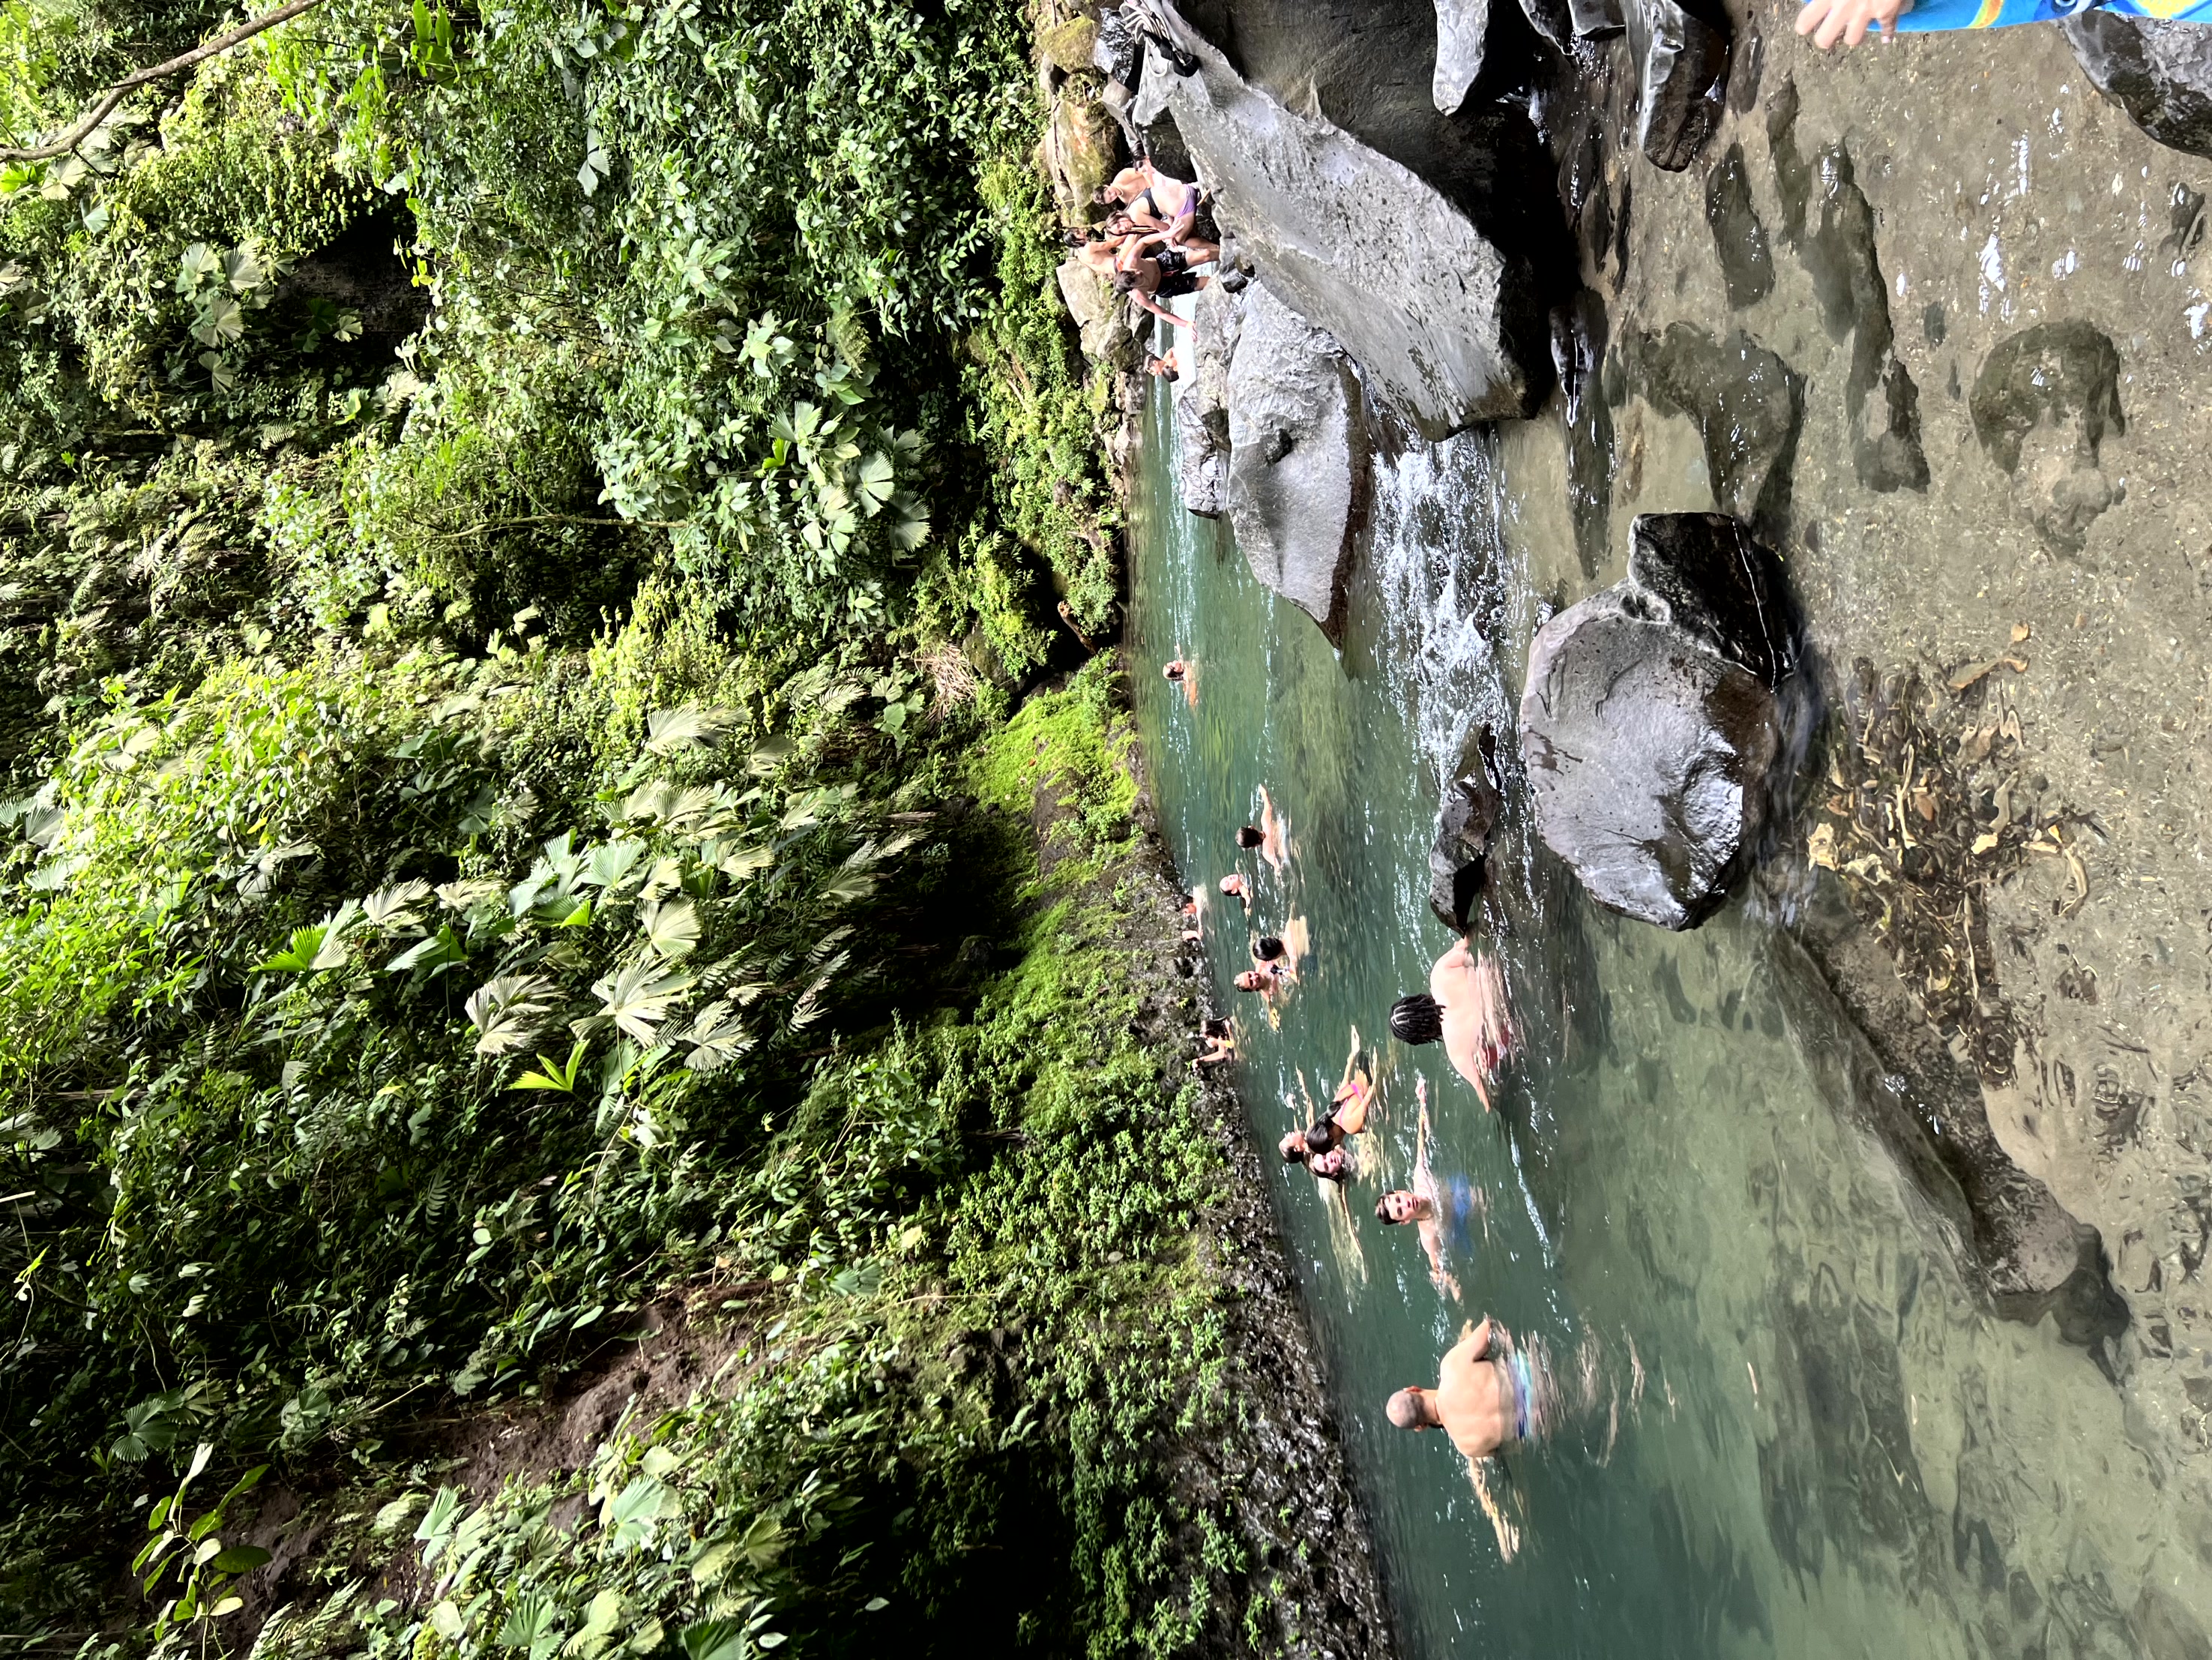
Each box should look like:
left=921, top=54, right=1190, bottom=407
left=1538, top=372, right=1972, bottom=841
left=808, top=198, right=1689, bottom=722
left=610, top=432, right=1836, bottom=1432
left=1124, top=385, right=2205, bottom=1660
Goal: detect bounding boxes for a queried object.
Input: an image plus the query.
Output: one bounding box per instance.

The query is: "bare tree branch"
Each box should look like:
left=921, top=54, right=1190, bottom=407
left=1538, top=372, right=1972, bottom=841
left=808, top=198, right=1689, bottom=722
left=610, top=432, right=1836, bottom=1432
left=0, top=0, right=332, bottom=164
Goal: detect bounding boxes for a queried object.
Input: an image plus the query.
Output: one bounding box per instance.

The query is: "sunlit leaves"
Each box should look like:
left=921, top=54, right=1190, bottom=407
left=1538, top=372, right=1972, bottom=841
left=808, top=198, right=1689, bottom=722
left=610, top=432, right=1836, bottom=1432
left=644, top=706, right=738, bottom=755
left=465, top=975, right=558, bottom=1056
left=589, top=960, right=693, bottom=1045
left=363, top=879, right=434, bottom=929
left=639, top=898, right=699, bottom=959
left=678, top=1001, right=750, bottom=1074
left=513, top=1038, right=591, bottom=1094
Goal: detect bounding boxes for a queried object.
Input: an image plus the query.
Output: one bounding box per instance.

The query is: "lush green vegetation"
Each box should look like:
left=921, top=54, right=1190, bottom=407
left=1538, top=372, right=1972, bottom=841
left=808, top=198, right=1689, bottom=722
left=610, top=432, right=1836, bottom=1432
left=0, top=2, right=1275, bottom=1656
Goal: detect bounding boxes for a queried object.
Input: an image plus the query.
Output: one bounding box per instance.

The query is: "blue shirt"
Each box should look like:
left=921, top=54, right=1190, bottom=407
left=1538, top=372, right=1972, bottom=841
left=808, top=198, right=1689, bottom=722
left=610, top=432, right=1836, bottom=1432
left=1823, top=0, right=2212, bottom=31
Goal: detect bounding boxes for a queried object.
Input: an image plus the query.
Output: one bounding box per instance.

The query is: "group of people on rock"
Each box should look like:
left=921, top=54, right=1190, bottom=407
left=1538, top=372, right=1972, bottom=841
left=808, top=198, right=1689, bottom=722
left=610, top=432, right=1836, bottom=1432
left=1070, top=160, right=1220, bottom=348
left=1167, top=662, right=1544, bottom=1536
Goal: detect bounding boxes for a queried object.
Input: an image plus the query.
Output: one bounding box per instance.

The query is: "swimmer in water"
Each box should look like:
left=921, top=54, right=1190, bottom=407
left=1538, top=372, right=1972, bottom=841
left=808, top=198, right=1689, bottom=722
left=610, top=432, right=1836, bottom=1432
left=1218, top=873, right=1250, bottom=912
left=1375, top=1083, right=1477, bottom=1301
left=1235, top=963, right=1287, bottom=996
left=1163, top=659, right=1187, bottom=682
left=1390, top=939, right=1516, bottom=1109
left=1194, top=1017, right=1237, bottom=1068
left=1386, top=1317, right=1534, bottom=1560
left=1256, top=786, right=1289, bottom=873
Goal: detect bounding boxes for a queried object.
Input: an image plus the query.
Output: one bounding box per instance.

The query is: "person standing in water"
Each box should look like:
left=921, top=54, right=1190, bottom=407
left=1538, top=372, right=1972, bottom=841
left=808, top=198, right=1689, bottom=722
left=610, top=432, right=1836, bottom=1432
left=1386, top=1316, right=1538, bottom=1559
left=1390, top=939, right=1516, bottom=1108
left=1375, top=1080, right=1479, bottom=1300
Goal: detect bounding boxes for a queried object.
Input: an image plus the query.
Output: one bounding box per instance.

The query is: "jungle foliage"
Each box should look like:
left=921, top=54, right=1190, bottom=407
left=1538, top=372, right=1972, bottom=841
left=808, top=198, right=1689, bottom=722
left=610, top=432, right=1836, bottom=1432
left=0, top=0, right=1243, bottom=1656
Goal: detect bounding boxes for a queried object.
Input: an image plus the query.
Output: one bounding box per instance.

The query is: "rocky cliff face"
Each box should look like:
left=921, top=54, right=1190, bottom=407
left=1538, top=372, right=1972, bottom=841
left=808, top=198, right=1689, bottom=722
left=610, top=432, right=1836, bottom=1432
left=1146, top=2, right=1551, bottom=432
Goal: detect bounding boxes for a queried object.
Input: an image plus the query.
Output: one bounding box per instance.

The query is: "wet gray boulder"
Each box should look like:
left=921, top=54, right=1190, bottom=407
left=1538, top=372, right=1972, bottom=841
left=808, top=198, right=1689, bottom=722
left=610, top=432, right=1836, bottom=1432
left=1432, top=0, right=1492, bottom=114
left=2063, top=9, right=2212, bottom=160
left=1177, top=279, right=1243, bottom=517
left=1092, top=6, right=1144, bottom=89
left=1634, top=0, right=1729, bottom=171
left=1151, top=11, right=1538, bottom=433
left=1225, top=283, right=1371, bottom=641
left=1519, top=514, right=1797, bottom=930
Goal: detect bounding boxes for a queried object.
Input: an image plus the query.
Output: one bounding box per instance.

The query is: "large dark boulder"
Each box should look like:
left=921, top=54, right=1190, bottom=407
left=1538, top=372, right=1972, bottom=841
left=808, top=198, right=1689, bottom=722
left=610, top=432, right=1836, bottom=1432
left=2063, top=9, right=2212, bottom=160
left=1147, top=10, right=1540, bottom=433
left=1224, top=283, right=1372, bottom=641
left=1519, top=514, right=1798, bottom=930
left=1633, top=0, right=1729, bottom=171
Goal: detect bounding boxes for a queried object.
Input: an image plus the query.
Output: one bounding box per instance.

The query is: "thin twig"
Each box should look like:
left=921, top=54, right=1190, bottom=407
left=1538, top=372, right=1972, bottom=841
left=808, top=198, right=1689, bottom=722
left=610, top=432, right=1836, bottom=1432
left=0, top=0, right=332, bottom=163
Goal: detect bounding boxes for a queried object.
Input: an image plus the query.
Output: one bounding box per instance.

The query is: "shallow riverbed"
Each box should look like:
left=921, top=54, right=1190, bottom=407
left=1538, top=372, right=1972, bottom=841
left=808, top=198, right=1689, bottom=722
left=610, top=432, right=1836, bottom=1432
left=1125, top=382, right=2209, bottom=1660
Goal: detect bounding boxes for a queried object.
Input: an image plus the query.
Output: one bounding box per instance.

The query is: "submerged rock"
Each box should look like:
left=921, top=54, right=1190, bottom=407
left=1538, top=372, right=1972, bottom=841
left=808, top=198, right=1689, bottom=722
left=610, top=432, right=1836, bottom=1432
left=2063, top=9, right=2212, bottom=160
left=1152, top=10, right=1539, bottom=433
left=1625, top=322, right=1803, bottom=544
left=1432, top=0, right=1492, bottom=115
left=1803, top=142, right=1929, bottom=494
left=1177, top=280, right=1243, bottom=517
left=1969, top=320, right=2127, bottom=551
left=1224, top=283, right=1371, bottom=641
left=1635, top=0, right=1729, bottom=172
left=1429, top=726, right=1505, bottom=932
left=1702, top=142, right=1773, bottom=309
left=1519, top=513, right=1797, bottom=930
left=1553, top=288, right=1614, bottom=578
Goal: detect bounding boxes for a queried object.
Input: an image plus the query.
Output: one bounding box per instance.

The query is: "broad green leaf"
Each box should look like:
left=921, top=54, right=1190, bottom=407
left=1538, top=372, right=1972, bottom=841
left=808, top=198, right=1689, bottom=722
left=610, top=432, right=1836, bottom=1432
left=211, top=1545, right=271, bottom=1574
left=678, top=1619, right=745, bottom=1660
left=580, top=840, right=647, bottom=891
left=385, top=925, right=467, bottom=975
left=513, top=1038, right=590, bottom=1094
left=498, top=1592, right=556, bottom=1650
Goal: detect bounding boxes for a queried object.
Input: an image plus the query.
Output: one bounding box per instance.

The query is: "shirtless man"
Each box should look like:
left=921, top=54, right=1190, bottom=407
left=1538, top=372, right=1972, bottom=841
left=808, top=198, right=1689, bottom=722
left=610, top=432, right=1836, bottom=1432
left=1386, top=1317, right=1533, bottom=1559
left=1385, top=1317, right=1531, bottom=1458
left=1389, top=939, right=1516, bottom=1108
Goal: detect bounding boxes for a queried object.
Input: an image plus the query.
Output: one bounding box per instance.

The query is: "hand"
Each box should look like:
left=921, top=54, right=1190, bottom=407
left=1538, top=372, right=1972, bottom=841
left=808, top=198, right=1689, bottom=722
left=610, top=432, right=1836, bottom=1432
left=1794, top=0, right=1904, bottom=47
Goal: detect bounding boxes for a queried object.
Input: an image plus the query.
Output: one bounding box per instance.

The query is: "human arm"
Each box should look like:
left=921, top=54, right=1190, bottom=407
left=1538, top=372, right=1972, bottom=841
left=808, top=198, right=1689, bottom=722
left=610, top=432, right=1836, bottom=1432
left=1130, top=292, right=1191, bottom=328
left=1465, top=1456, right=1522, bottom=1562
left=1420, top=1221, right=1459, bottom=1300
left=1793, top=0, right=1904, bottom=48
